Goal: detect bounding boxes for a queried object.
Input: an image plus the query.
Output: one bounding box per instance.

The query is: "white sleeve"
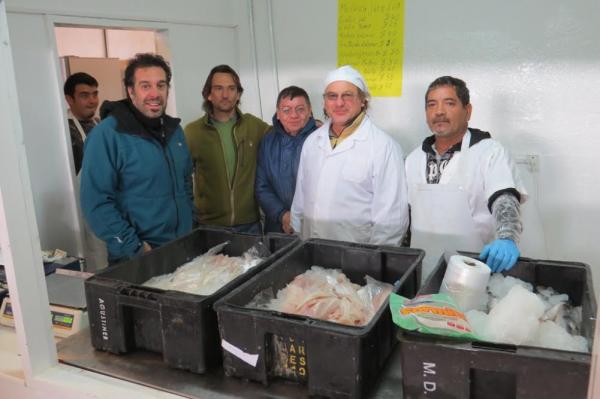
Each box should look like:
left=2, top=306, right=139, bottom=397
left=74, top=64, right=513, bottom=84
left=369, top=138, right=409, bottom=245
left=290, top=143, right=308, bottom=234
left=483, top=142, right=528, bottom=204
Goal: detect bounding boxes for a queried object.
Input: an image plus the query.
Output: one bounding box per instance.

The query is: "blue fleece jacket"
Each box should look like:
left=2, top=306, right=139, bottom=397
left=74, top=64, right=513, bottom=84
left=80, top=100, right=193, bottom=262
left=255, top=115, right=317, bottom=233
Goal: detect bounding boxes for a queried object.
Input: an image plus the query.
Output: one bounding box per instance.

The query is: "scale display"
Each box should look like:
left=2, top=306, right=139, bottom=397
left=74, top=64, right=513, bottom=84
left=52, top=310, right=75, bottom=329
left=0, top=297, right=86, bottom=338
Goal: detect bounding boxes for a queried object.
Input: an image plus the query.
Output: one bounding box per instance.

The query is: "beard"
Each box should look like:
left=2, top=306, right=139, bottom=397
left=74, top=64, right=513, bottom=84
left=213, top=99, right=237, bottom=114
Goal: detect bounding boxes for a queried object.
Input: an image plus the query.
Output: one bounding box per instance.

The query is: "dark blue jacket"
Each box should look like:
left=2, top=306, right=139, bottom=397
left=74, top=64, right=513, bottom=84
left=80, top=100, right=193, bottom=262
left=255, top=115, right=317, bottom=233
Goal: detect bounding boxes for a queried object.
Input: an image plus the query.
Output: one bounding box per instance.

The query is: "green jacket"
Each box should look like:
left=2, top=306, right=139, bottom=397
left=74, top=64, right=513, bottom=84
left=184, top=109, right=270, bottom=226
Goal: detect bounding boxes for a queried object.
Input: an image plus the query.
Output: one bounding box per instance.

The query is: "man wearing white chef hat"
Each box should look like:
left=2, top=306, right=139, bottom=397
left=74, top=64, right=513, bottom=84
left=406, top=76, right=527, bottom=278
left=291, top=65, right=409, bottom=245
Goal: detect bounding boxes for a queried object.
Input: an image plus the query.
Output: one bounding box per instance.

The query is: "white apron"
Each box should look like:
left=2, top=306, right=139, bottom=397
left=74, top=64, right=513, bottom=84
left=70, top=113, right=89, bottom=144
left=410, top=138, right=484, bottom=282
left=69, top=112, right=107, bottom=271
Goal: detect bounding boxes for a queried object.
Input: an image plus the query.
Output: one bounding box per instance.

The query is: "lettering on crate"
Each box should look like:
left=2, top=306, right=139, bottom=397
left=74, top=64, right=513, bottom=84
left=285, top=337, right=307, bottom=377
left=98, top=297, right=109, bottom=341
left=271, top=335, right=308, bottom=381
left=423, top=362, right=436, bottom=394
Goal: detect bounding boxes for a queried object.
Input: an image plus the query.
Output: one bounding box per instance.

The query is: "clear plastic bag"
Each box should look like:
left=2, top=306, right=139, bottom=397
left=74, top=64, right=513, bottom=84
left=143, top=241, right=264, bottom=296
left=261, top=266, right=393, bottom=326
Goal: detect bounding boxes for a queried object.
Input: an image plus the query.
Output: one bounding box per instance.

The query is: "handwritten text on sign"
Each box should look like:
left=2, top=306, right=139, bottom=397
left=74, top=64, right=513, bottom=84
left=338, top=0, right=405, bottom=97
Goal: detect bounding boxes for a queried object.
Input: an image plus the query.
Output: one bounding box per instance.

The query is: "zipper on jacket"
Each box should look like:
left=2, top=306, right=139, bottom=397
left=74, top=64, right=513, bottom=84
left=160, top=117, right=180, bottom=235
left=164, top=147, right=179, bottom=234
left=230, top=188, right=235, bottom=225
left=231, top=125, right=243, bottom=188
left=230, top=126, right=242, bottom=225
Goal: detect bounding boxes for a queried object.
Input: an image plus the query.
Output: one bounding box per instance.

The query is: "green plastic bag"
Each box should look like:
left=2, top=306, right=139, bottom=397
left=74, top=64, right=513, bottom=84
left=389, top=292, right=480, bottom=340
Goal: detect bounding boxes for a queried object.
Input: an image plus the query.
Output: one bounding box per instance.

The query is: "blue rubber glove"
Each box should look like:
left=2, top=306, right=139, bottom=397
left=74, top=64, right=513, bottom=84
left=479, top=239, right=520, bottom=273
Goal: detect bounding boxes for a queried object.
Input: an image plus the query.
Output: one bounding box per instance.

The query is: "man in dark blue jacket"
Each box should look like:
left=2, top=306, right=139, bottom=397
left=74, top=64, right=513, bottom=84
left=80, top=53, right=193, bottom=263
left=255, top=86, right=317, bottom=233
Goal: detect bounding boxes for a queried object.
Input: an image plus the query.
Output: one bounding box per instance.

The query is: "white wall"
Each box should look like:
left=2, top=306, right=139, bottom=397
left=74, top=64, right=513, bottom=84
left=250, top=0, right=600, bottom=292
left=6, top=11, right=84, bottom=256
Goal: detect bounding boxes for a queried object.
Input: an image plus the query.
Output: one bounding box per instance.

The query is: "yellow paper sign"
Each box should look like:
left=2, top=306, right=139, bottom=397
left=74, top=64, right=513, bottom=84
left=338, top=0, right=404, bottom=97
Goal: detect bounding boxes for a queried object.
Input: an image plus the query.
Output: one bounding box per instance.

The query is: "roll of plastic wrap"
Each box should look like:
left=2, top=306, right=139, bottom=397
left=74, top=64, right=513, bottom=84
left=439, top=255, right=491, bottom=312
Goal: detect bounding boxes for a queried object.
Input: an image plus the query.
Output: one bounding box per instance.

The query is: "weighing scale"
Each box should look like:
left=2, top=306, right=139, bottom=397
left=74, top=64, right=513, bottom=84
left=0, top=270, right=89, bottom=338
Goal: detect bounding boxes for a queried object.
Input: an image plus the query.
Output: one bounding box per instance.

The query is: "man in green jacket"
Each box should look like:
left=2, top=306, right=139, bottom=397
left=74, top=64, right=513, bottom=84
left=184, top=65, right=269, bottom=233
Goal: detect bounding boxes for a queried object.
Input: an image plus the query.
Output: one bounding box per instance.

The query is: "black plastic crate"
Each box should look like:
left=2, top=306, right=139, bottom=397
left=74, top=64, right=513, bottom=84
left=84, top=227, right=299, bottom=374
left=397, top=254, right=597, bottom=399
left=214, top=238, right=424, bottom=399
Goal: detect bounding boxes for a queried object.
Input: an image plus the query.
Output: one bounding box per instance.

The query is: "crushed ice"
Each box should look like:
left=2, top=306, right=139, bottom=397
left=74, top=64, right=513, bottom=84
left=464, top=273, right=588, bottom=352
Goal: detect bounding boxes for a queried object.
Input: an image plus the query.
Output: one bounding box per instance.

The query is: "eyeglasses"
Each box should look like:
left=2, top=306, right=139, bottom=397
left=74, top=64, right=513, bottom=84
left=323, top=92, right=358, bottom=102
left=279, top=106, right=308, bottom=116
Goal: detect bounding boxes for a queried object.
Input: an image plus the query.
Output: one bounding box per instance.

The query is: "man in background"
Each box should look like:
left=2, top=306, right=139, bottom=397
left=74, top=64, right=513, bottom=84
left=255, top=86, right=318, bottom=234
left=64, top=72, right=107, bottom=270
left=64, top=72, right=99, bottom=175
left=81, top=53, right=193, bottom=264
left=405, top=76, right=527, bottom=279
left=291, top=65, right=409, bottom=245
left=185, top=65, right=269, bottom=234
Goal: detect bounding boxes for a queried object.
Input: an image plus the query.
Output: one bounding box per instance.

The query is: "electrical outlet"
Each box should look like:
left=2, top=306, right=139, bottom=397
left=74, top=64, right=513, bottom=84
left=515, top=154, right=539, bottom=173
left=526, top=154, right=539, bottom=173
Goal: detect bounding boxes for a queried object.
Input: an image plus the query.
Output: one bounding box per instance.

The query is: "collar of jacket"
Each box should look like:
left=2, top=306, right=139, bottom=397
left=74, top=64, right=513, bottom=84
left=271, top=114, right=317, bottom=139
left=99, top=99, right=181, bottom=143
left=316, top=113, right=370, bottom=147
left=421, top=127, right=492, bottom=154
left=202, top=107, right=244, bottom=128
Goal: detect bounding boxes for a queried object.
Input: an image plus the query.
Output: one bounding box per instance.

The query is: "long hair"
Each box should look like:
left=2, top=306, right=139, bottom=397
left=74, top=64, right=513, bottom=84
left=201, top=64, right=244, bottom=114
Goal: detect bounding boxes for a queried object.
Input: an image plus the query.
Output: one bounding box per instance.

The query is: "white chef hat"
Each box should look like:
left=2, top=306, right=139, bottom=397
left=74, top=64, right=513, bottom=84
left=324, top=65, right=369, bottom=94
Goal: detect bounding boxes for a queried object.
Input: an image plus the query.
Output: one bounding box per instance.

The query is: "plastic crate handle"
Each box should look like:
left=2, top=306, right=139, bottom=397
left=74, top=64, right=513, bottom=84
left=117, top=286, right=160, bottom=311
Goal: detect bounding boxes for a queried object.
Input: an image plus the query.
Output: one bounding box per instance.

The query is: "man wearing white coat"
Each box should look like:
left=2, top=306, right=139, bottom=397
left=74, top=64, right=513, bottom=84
left=291, top=65, right=409, bottom=245
left=406, top=76, right=527, bottom=279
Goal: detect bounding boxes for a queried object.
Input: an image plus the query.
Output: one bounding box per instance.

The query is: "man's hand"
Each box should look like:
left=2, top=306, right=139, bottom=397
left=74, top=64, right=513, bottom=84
left=479, top=239, right=519, bottom=273
left=143, top=241, right=152, bottom=253
left=281, top=211, right=294, bottom=234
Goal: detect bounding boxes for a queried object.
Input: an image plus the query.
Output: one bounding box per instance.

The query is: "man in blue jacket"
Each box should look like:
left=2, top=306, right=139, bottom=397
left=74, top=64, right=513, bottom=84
left=80, top=53, right=193, bottom=263
left=255, top=86, right=317, bottom=233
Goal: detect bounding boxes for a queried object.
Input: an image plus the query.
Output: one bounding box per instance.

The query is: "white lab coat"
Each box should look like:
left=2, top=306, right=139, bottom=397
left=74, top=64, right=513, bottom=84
left=405, top=130, right=527, bottom=279
left=291, top=115, right=409, bottom=246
